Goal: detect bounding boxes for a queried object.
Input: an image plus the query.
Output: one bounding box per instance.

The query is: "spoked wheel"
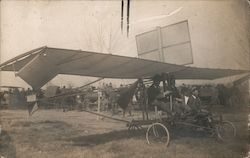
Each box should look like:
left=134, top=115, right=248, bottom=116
left=216, top=121, right=236, bottom=142
left=146, top=123, right=170, bottom=146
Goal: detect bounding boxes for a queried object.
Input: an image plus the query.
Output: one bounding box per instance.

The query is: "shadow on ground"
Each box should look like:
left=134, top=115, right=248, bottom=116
left=0, top=130, right=16, bottom=158
left=67, top=129, right=146, bottom=147
left=67, top=125, right=213, bottom=147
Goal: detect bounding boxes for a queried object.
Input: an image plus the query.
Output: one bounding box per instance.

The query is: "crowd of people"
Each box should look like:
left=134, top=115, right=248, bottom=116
left=0, top=87, right=34, bottom=108
left=0, top=78, right=248, bottom=114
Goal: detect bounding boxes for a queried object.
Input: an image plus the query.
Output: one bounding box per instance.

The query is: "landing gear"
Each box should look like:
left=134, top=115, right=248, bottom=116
left=216, top=121, right=236, bottom=142
left=146, top=122, right=170, bottom=147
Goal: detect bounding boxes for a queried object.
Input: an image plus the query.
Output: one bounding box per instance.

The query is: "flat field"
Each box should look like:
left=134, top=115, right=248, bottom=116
left=0, top=106, right=248, bottom=158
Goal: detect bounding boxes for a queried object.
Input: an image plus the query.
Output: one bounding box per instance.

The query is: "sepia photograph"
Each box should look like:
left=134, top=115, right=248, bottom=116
left=0, top=0, right=249, bottom=157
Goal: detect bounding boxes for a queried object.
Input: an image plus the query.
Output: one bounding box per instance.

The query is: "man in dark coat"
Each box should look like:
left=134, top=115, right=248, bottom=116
left=187, top=89, right=201, bottom=114
left=147, top=79, right=161, bottom=106
left=147, top=75, right=171, bottom=113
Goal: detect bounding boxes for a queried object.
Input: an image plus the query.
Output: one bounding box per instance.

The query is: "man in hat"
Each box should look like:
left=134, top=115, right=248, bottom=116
left=187, top=88, right=201, bottom=114
left=147, top=75, right=171, bottom=113
left=147, top=75, right=161, bottom=106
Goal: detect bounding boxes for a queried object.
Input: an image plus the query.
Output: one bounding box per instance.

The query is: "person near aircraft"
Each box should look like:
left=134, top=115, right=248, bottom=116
left=147, top=75, right=171, bottom=113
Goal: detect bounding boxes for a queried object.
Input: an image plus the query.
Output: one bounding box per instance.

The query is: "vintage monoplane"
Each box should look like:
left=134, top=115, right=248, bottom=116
left=0, top=46, right=248, bottom=146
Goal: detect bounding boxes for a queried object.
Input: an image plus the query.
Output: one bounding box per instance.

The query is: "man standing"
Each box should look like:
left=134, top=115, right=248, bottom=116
left=147, top=75, right=171, bottom=113
left=187, top=88, right=201, bottom=114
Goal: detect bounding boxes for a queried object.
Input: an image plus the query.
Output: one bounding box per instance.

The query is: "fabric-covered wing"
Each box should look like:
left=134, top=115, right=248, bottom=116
left=17, top=52, right=59, bottom=89
left=0, top=47, right=248, bottom=89
left=172, top=67, right=249, bottom=80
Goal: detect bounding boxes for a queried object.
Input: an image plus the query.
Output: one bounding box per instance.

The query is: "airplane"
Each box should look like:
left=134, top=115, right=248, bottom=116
left=0, top=46, right=249, bottom=95
left=0, top=46, right=247, bottom=144
left=0, top=46, right=249, bottom=146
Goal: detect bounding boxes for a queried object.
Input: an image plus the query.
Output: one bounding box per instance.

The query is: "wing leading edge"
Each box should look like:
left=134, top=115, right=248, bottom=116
left=0, top=47, right=248, bottom=89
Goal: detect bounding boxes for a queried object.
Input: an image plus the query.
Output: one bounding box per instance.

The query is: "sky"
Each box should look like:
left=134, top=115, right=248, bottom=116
left=0, top=0, right=249, bottom=89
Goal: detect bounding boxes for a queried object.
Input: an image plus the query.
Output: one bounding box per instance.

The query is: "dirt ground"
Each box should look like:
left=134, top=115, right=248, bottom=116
left=0, top=106, right=249, bottom=158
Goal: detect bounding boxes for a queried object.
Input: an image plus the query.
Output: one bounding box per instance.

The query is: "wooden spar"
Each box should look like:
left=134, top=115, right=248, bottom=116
left=81, top=109, right=130, bottom=123
left=78, top=78, right=103, bottom=90
left=170, top=95, right=173, bottom=112
left=40, top=78, right=103, bottom=100
left=156, top=26, right=164, bottom=62
left=97, top=90, right=101, bottom=120
left=0, top=46, right=46, bottom=69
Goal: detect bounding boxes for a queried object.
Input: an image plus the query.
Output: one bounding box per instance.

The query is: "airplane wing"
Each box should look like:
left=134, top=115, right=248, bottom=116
left=0, top=46, right=248, bottom=89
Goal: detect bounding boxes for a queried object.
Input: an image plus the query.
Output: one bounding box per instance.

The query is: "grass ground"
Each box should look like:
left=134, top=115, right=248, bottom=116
left=0, top=105, right=248, bottom=158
